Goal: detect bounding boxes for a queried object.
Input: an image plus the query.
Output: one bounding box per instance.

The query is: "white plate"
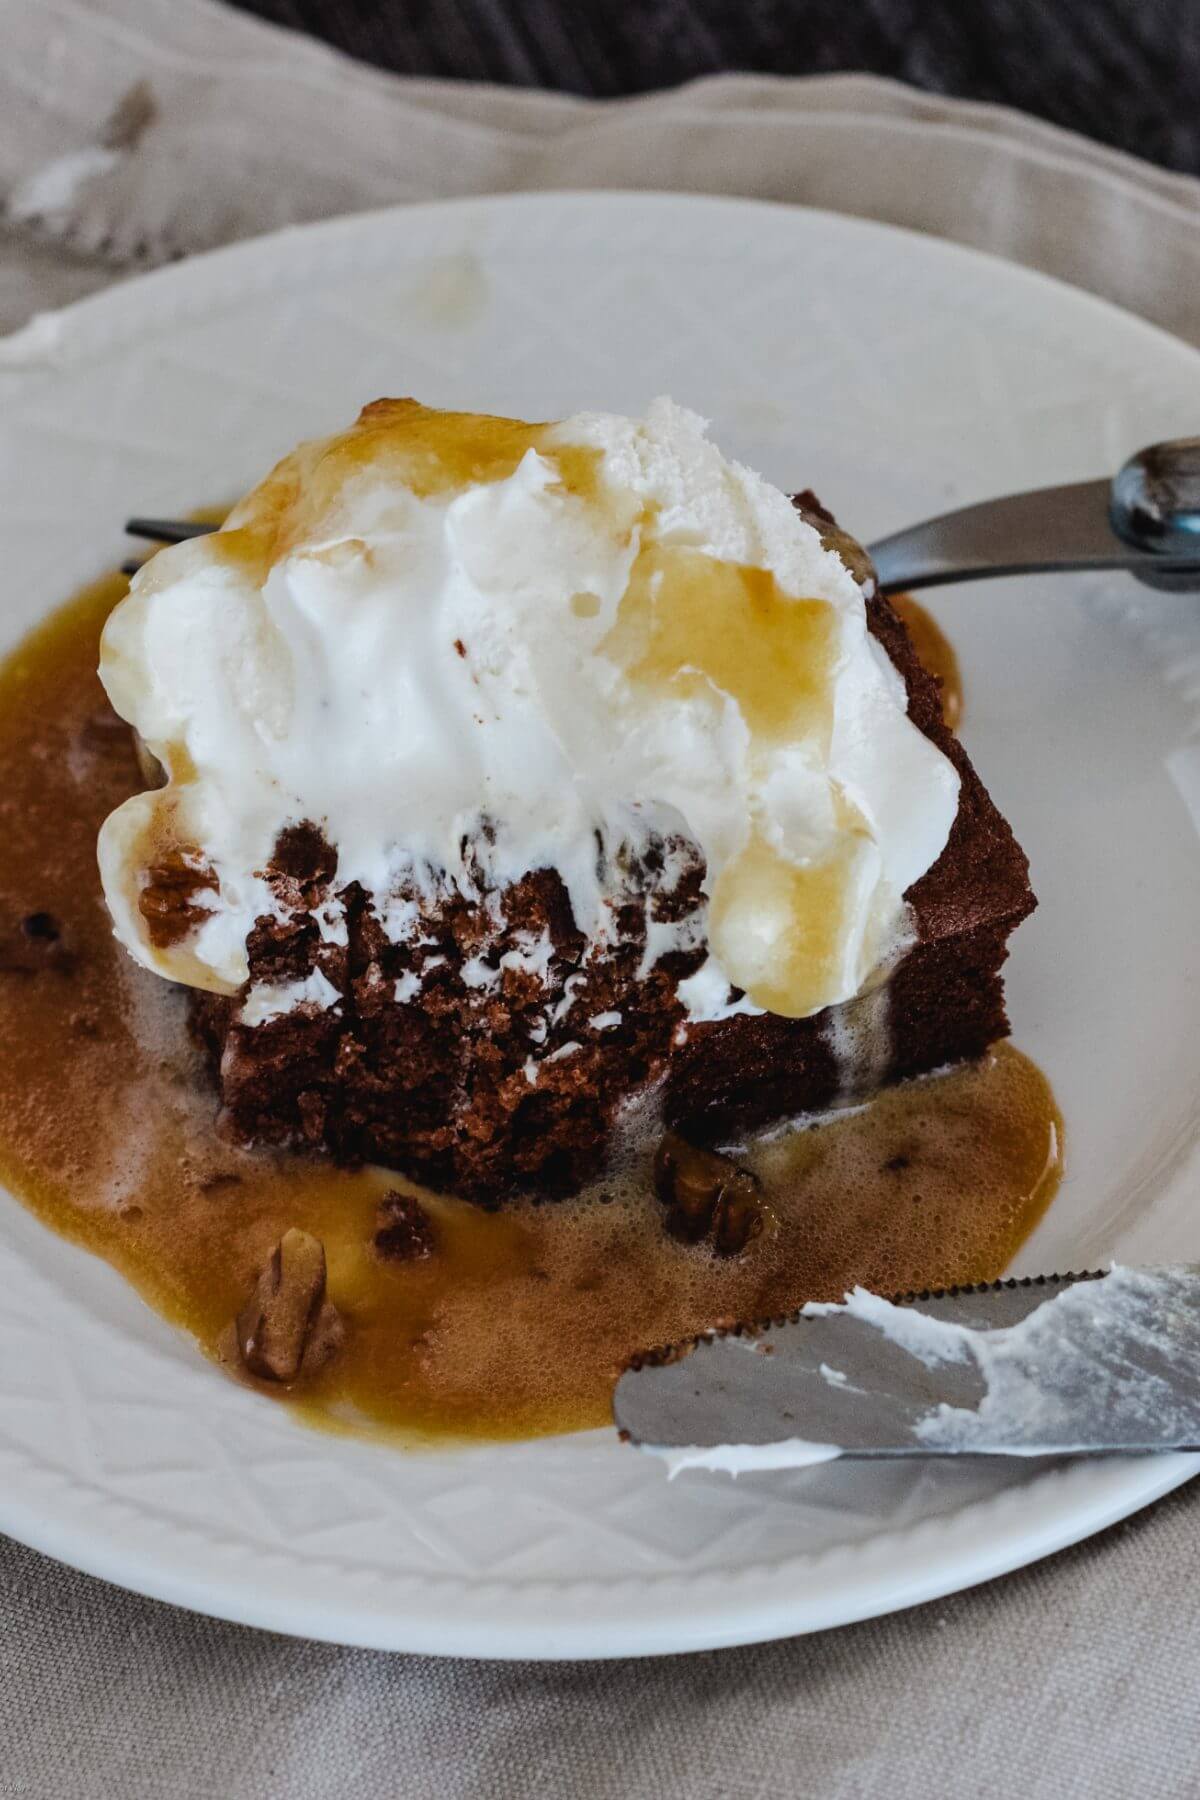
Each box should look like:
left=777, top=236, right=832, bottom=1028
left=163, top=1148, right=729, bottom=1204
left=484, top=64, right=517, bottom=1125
left=2, top=191, right=1199, bottom=1659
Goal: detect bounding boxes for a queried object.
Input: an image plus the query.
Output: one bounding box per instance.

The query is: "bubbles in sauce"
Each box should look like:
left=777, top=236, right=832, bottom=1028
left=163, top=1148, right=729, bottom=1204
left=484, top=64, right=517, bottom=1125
left=0, top=566, right=1057, bottom=1446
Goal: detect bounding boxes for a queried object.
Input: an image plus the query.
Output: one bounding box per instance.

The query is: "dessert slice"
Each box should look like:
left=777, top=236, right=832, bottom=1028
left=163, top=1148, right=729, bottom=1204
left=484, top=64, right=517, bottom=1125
left=97, top=399, right=1032, bottom=1203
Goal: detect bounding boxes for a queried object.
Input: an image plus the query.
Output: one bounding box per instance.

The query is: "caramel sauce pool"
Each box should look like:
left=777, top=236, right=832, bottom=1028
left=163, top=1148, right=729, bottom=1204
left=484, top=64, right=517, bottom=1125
left=0, top=571, right=1055, bottom=1443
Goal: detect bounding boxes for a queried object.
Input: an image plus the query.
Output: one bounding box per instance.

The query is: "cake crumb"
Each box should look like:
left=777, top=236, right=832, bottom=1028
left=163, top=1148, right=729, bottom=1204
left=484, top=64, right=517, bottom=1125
left=375, top=1191, right=436, bottom=1262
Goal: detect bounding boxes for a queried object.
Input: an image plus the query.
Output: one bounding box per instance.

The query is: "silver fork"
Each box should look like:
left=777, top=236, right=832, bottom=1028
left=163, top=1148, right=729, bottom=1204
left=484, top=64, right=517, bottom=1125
left=123, top=438, right=1200, bottom=593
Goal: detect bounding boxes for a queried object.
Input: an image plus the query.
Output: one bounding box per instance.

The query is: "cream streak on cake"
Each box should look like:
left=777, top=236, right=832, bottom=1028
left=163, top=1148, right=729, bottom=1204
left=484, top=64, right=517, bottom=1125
left=97, top=398, right=959, bottom=1019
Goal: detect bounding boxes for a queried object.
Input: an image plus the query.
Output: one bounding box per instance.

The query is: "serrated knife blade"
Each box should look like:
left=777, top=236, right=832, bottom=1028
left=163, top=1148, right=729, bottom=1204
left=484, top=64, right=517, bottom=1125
left=613, top=1266, right=1200, bottom=1468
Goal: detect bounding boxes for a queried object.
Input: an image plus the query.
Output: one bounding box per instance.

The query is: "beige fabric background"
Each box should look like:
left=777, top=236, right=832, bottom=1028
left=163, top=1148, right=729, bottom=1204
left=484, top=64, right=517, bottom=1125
left=3, top=3, right=1200, bottom=1794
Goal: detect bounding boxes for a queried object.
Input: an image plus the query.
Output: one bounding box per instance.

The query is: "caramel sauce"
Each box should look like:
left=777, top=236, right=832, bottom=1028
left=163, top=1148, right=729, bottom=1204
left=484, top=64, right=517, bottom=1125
left=892, top=593, right=963, bottom=729
left=0, top=568, right=1059, bottom=1446
left=604, top=538, right=849, bottom=1016
left=211, top=400, right=606, bottom=576
left=610, top=545, right=836, bottom=744
left=707, top=826, right=859, bottom=1019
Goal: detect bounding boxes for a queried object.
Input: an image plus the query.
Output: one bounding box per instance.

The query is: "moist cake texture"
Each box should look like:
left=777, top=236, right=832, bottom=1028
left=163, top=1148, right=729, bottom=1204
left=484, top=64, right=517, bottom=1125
left=99, top=401, right=1033, bottom=1204
left=189, top=566, right=1032, bottom=1199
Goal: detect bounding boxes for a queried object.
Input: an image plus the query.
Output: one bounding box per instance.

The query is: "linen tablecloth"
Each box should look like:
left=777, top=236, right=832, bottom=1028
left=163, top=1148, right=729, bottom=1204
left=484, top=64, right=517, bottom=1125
left=4, top=4, right=1200, bottom=1795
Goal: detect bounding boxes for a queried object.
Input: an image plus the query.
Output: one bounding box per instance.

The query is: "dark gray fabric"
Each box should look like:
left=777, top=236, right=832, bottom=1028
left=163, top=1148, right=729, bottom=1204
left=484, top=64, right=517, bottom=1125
left=228, top=0, right=1200, bottom=174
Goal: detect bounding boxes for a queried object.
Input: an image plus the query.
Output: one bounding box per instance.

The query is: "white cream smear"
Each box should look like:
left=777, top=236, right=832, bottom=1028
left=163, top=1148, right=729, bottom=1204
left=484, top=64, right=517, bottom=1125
left=97, top=398, right=958, bottom=1022
left=658, top=1438, right=843, bottom=1479
left=654, top=1266, right=1196, bottom=1475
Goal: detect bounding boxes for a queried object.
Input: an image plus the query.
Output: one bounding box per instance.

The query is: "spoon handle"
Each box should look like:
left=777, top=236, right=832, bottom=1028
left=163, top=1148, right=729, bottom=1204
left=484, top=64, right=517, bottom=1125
left=869, top=477, right=1200, bottom=593
left=124, top=517, right=215, bottom=545
left=871, top=439, right=1200, bottom=593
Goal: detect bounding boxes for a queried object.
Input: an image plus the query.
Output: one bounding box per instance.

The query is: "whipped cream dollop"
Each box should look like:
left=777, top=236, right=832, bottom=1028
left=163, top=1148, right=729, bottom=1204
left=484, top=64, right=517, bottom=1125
left=98, top=398, right=959, bottom=1018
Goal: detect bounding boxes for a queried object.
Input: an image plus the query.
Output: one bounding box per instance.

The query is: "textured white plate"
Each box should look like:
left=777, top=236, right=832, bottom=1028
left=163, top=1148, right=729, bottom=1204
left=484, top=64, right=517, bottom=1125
left=2, top=192, right=1199, bottom=1659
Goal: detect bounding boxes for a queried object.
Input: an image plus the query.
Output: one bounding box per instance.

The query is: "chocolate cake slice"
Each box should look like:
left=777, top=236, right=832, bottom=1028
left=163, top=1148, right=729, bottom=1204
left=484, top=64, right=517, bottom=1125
left=189, top=563, right=1031, bottom=1201
left=99, top=399, right=1033, bottom=1206
left=188, top=509, right=1031, bottom=1203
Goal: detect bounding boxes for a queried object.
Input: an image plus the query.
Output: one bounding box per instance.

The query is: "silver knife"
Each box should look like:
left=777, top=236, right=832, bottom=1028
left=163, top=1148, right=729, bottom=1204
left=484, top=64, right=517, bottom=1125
left=613, top=1266, right=1200, bottom=1470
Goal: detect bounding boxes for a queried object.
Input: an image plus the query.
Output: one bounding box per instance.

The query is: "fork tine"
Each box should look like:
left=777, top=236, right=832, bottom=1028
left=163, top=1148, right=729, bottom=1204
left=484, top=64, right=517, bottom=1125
left=125, top=517, right=217, bottom=544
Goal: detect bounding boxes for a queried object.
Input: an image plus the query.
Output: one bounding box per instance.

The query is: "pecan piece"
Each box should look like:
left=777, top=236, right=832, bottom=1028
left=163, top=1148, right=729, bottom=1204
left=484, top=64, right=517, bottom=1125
left=712, top=1181, right=766, bottom=1257
left=654, top=1130, right=764, bottom=1256
left=375, top=1191, right=436, bottom=1262
left=236, top=1228, right=335, bottom=1382
left=138, top=848, right=218, bottom=948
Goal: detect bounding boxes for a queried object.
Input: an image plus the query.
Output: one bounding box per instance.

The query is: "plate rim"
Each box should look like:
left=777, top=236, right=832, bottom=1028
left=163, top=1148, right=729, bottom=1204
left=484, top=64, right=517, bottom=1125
left=2, top=185, right=1198, bottom=1657
left=2, top=1429, right=1194, bottom=1656
left=6, top=187, right=1200, bottom=392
